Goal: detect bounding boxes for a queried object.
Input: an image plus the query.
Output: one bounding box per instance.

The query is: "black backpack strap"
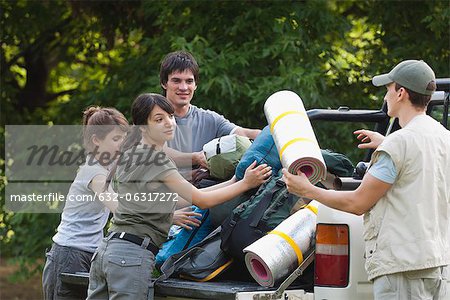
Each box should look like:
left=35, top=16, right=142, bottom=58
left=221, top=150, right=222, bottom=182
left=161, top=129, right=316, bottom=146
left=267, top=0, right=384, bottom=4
left=248, top=179, right=286, bottom=228
left=216, top=137, right=222, bottom=155
left=220, top=211, right=239, bottom=249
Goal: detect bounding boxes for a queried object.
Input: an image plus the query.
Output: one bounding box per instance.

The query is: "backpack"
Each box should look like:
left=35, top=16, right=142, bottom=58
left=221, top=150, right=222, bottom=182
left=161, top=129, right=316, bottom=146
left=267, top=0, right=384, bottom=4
left=321, top=149, right=354, bottom=177
left=203, top=134, right=252, bottom=180
left=220, top=171, right=302, bottom=262
left=210, top=148, right=353, bottom=229
left=159, top=227, right=233, bottom=282
left=155, top=206, right=213, bottom=267
left=208, top=188, right=257, bottom=228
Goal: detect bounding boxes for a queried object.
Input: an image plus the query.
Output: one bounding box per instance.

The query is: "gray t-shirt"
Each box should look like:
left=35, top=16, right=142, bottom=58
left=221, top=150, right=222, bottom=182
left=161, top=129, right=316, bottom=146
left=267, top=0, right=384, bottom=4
left=167, top=104, right=237, bottom=152
left=110, top=144, right=178, bottom=247
left=53, top=155, right=110, bottom=253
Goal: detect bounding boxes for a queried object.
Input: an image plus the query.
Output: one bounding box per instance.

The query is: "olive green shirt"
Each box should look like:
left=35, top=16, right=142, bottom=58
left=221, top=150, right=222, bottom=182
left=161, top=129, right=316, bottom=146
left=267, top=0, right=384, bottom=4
left=110, top=144, right=178, bottom=247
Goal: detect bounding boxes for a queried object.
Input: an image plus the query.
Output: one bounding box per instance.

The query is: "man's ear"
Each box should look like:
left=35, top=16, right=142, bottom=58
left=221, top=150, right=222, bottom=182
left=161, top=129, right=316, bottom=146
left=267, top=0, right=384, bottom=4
left=397, top=87, right=407, bottom=101
left=161, top=83, right=167, bottom=90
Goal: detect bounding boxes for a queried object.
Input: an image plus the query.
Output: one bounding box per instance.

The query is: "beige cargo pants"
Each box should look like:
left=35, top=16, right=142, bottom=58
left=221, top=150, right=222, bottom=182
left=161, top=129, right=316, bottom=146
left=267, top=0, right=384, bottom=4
left=373, top=266, right=448, bottom=300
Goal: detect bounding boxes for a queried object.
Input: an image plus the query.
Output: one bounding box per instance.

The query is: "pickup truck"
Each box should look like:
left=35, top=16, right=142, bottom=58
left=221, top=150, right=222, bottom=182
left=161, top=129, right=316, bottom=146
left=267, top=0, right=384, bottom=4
left=62, top=78, right=449, bottom=299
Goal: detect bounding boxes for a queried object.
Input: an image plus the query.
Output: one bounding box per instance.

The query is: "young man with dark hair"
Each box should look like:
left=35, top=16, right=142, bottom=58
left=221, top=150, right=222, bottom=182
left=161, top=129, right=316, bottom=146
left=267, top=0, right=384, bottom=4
left=283, top=60, right=449, bottom=299
left=160, top=51, right=260, bottom=168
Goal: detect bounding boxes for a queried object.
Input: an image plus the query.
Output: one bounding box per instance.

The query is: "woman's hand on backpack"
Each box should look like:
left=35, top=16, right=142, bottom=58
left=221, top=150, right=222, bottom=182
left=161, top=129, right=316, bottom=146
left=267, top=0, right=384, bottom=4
left=242, top=161, right=272, bottom=189
left=172, top=207, right=203, bottom=230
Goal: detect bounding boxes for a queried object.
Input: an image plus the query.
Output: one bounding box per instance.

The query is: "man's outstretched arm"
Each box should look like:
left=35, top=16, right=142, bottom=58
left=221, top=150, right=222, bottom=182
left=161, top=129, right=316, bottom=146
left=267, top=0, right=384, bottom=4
left=233, top=127, right=261, bottom=140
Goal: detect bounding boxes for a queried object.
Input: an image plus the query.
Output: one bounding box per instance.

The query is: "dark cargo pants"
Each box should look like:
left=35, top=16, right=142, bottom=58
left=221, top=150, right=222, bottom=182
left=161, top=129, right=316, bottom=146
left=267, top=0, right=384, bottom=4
left=42, top=243, right=92, bottom=300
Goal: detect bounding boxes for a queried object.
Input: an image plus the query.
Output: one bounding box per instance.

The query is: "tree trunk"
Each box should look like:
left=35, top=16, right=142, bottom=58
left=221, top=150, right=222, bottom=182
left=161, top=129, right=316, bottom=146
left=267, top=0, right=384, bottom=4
left=18, top=50, right=49, bottom=111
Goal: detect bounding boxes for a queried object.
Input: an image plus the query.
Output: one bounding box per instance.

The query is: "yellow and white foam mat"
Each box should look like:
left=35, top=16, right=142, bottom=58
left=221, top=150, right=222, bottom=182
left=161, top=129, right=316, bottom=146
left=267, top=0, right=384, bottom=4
left=243, top=201, right=318, bottom=287
left=264, top=90, right=326, bottom=184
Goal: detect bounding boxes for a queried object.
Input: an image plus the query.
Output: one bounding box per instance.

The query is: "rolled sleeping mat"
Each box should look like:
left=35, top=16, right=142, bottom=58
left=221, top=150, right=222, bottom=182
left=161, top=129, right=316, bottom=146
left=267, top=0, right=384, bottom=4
left=264, top=90, right=326, bottom=184
left=243, top=201, right=318, bottom=287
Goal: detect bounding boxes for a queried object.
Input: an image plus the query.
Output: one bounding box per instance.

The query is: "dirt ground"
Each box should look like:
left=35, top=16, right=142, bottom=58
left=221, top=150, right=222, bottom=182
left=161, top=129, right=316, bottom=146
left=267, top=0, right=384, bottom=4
left=0, top=260, right=43, bottom=300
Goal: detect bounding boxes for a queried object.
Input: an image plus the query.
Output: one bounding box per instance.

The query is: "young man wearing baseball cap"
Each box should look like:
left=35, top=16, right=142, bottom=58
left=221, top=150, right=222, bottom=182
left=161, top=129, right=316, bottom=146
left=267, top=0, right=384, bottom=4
left=283, top=60, right=449, bottom=299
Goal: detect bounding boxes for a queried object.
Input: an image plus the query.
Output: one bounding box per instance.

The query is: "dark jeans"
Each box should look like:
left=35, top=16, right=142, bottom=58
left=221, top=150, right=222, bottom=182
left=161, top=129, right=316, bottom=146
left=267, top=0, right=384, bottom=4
left=42, top=243, right=93, bottom=300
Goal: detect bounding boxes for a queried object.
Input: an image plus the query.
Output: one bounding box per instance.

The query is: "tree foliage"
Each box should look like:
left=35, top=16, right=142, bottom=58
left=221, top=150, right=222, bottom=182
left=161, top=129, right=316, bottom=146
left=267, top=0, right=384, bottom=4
left=1, top=0, right=449, bottom=277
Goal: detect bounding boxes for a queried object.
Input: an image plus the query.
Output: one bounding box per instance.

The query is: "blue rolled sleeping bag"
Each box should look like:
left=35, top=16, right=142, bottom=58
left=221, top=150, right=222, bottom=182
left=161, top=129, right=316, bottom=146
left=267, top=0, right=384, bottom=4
left=235, top=126, right=282, bottom=180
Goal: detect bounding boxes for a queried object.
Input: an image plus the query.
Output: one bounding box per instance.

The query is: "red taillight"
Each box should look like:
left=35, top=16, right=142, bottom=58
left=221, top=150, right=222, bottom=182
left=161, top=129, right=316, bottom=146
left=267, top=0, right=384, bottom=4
left=314, top=224, right=349, bottom=287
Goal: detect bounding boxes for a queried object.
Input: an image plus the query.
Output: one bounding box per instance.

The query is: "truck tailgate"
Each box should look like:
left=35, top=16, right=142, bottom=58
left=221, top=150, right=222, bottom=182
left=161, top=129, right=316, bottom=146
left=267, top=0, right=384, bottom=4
left=60, top=272, right=312, bottom=300
left=156, top=278, right=312, bottom=300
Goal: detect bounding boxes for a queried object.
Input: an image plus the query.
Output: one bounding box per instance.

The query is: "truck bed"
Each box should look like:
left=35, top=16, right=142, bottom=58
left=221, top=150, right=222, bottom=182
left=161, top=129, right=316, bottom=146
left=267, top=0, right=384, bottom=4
left=60, top=272, right=313, bottom=300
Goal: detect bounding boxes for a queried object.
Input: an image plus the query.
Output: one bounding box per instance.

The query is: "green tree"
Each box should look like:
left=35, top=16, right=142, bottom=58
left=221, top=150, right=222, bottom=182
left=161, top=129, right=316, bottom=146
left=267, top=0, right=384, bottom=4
left=1, top=0, right=449, bottom=279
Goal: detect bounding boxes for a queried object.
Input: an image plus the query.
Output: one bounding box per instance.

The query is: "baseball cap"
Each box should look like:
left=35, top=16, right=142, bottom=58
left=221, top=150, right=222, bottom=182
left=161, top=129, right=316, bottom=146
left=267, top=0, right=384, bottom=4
left=372, top=60, right=435, bottom=96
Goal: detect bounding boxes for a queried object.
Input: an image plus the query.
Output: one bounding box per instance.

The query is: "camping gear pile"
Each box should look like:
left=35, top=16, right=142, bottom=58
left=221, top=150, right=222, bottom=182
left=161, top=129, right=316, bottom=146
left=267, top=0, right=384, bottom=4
left=158, top=91, right=354, bottom=288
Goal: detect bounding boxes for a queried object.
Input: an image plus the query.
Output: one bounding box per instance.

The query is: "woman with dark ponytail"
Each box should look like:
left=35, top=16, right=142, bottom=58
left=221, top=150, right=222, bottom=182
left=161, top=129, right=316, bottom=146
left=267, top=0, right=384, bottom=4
left=87, top=93, right=271, bottom=300
left=43, top=106, right=128, bottom=300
